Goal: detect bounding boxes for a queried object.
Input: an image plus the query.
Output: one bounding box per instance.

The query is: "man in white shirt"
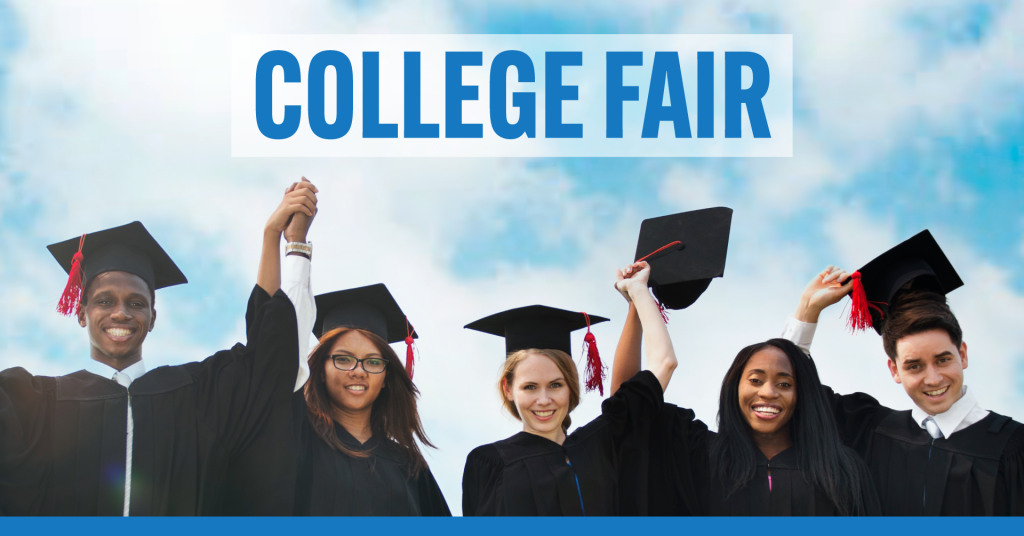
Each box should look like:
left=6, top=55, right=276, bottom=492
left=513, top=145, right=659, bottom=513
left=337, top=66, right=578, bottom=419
left=781, top=249, right=1023, bottom=515
left=0, top=179, right=318, bottom=516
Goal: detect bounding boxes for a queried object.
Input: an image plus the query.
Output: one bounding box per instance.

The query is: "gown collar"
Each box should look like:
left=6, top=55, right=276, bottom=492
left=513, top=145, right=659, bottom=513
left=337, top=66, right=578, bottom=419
left=83, top=358, right=148, bottom=384
left=332, top=421, right=380, bottom=451
left=754, top=444, right=797, bottom=468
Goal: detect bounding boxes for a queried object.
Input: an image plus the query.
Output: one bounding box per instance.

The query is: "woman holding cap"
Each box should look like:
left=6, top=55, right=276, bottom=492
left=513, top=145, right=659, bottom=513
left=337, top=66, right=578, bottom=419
left=609, top=208, right=879, bottom=516
left=461, top=260, right=677, bottom=516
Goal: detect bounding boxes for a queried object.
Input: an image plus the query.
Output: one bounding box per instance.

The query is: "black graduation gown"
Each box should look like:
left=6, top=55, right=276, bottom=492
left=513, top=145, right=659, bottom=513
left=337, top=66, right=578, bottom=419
left=0, top=286, right=299, bottom=516
left=637, top=401, right=882, bottom=516
left=292, top=413, right=451, bottom=516
left=461, top=370, right=662, bottom=516
left=825, top=387, right=1024, bottom=515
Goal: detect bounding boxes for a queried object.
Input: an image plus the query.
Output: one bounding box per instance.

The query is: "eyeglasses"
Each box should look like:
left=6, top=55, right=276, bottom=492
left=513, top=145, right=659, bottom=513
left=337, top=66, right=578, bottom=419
left=330, top=355, right=389, bottom=374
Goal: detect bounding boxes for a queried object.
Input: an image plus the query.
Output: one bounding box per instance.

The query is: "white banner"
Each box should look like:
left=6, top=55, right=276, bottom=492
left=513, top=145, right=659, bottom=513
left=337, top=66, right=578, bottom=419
left=231, top=34, right=792, bottom=157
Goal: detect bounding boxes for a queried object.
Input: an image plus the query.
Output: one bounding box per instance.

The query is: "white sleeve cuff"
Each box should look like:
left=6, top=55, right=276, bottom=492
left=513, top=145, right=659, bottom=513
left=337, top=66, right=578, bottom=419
left=281, top=254, right=314, bottom=392
left=781, top=315, right=817, bottom=355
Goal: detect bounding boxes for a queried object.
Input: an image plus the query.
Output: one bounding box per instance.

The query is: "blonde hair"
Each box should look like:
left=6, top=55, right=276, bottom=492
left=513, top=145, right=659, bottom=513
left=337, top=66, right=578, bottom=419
left=498, top=348, right=581, bottom=433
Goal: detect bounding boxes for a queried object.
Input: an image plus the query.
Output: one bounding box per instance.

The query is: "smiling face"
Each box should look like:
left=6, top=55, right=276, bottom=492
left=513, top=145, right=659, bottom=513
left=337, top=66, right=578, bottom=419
left=504, top=353, right=571, bottom=442
left=323, top=330, right=387, bottom=415
left=888, top=329, right=967, bottom=415
left=738, top=347, right=797, bottom=439
left=78, top=271, right=156, bottom=368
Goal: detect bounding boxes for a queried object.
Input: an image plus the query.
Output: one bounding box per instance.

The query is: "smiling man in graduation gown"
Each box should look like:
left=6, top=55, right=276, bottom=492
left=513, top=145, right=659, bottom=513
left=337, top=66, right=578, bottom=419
left=782, top=231, right=1024, bottom=515
left=0, top=183, right=316, bottom=515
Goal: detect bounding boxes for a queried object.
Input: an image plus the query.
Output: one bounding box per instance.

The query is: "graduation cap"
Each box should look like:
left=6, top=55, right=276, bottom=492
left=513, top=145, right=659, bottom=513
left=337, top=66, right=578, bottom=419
left=465, top=305, right=610, bottom=395
left=313, top=283, right=420, bottom=378
left=47, top=221, right=187, bottom=317
left=846, top=230, right=963, bottom=335
left=633, top=207, right=733, bottom=311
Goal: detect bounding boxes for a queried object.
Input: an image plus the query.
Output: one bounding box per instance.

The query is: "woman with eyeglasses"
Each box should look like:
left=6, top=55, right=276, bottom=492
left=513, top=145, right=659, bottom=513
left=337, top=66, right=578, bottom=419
left=275, top=284, right=451, bottom=516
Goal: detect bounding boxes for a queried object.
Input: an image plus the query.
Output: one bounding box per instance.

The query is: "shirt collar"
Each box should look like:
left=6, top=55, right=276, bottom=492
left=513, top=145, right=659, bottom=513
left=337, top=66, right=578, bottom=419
left=82, top=358, right=148, bottom=384
left=911, top=385, right=978, bottom=438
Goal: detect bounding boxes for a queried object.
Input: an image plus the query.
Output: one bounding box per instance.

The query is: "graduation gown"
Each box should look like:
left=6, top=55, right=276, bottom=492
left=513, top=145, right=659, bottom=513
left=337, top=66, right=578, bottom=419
left=461, top=370, right=662, bottom=516
left=637, top=400, right=882, bottom=516
left=292, top=410, right=450, bottom=516
left=826, top=387, right=1024, bottom=515
left=0, top=286, right=299, bottom=516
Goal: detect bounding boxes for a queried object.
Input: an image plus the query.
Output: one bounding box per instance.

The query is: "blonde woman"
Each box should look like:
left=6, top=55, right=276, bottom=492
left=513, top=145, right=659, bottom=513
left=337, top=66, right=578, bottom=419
left=461, top=261, right=676, bottom=515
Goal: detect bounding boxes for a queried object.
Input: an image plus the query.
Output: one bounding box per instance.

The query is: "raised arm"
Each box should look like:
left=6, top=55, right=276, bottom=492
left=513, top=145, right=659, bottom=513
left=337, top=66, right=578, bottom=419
left=609, top=303, right=642, bottom=395
left=257, top=179, right=318, bottom=295
left=781, top=265, right=853, bottom=354
left=615, top=261, right=676, bottom=391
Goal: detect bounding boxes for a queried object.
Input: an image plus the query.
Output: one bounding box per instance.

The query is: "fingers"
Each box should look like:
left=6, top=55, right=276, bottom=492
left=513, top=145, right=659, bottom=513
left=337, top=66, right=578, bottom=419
left=292, top=200, right=315, bottom=217
left=291, top=186, right=317, bottom=205
left=298, top=176, right=319, bottom=193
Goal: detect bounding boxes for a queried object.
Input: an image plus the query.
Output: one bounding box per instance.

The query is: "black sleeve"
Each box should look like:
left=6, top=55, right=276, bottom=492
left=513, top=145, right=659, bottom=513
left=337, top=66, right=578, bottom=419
left=416, top=466, right=453, bottom=516
left=0, top=368, right=56, bottom=515
left=994, top=425, right=1024, bottom=516
left=850, top=447, right=883, bottom=515
left=462, top=445, right=504, bottom=516
left=195, top=286, right=300, bottom=451
left=821, top=385, right=892, bottom=456
left=645, top=403, right=713, bottom=516
left=599, top=370, right=665, bottom=445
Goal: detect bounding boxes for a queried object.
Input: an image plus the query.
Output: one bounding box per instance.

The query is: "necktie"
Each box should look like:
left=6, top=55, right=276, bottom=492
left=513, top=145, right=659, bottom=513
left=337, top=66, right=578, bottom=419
left=924, top=416, right=942, bottom=440
left=113, top=372, right=134, bottom=517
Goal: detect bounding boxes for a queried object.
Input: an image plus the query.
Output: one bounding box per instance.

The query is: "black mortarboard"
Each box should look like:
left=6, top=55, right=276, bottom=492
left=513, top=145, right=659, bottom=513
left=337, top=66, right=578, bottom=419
left=847, top=230, right=963, bottom=335
left=633, top=207, right=732, bottom=309
left=313, top=284, right=417, bottom=344
left=464, top=305, right=608, bottom=355
left=48, top=221, right=187, bottom=316
left=465, top=305, right=610, bottom=393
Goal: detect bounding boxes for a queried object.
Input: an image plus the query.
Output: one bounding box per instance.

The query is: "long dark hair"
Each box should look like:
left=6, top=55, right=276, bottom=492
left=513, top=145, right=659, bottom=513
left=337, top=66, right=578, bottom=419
left=305, top=327, right=435, bottom=476
left=710, top=338, right=867, bottom=515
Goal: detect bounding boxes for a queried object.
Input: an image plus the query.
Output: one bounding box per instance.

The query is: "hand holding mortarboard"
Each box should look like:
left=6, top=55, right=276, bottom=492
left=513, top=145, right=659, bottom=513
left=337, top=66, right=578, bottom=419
left=793, top=265, right=854, bottom=324
left=614, top=261, right=651, bottom=303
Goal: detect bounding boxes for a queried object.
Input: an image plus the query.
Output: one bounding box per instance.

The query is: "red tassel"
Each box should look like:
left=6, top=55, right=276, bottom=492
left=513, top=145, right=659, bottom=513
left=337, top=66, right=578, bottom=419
left=57, top=234, right=87, bottom=317
left=846, top=271, right=884, bottom=332
left=404, top=316, right=416, bottom=380
left=655, top=297, right=670, bottom=324
left=581, top=312, right=605, bottom=395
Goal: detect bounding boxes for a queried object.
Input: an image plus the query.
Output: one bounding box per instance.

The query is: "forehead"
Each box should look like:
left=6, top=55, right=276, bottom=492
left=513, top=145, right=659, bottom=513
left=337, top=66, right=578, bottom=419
left=87, top=271, right=151, bottom=297
left=329, top=330, right=380, bottom=354
left=895, top=329, right=957, bottom=360
left=513, top=353, right=564, bottom=383
left=742, top=347, right=793, bottom=376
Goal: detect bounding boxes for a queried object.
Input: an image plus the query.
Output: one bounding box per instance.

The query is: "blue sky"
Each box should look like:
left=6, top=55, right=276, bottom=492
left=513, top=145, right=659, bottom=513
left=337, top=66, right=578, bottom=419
left=1, top=0, right=1022, bottom=514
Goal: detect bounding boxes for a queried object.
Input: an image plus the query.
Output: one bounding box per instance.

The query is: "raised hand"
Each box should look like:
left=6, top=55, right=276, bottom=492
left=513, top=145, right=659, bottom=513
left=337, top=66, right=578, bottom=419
left=614, top=261, right=651, bottom=303
left=284, top=177, right=318, bottom=243
left=266, top=179, right=318, bottom=237
left=794, top=265, right=854, bottom=323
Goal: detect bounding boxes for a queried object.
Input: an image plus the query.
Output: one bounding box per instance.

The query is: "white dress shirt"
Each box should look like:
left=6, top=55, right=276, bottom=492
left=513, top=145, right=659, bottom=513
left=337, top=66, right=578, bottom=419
left=75, top=254, right=313, bottom=516
left=282, top=254, right=314, bottom=392
left=910, top=386, right=990, bottom=438
left=83, top=358, right=147, bottom=516
left=779, top=315, right=990, bottom=439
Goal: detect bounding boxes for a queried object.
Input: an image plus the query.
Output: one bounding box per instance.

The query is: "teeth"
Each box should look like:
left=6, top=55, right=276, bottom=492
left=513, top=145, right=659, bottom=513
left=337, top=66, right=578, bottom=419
left=534, top=410, right=555, bottom=417
left=753, top=406, right=780, bottom=415
left=925, top=387, right=949, bottom=396
left=106, top=328, right=132, bottom=337
left=346, top=385, right=366, bottom=391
